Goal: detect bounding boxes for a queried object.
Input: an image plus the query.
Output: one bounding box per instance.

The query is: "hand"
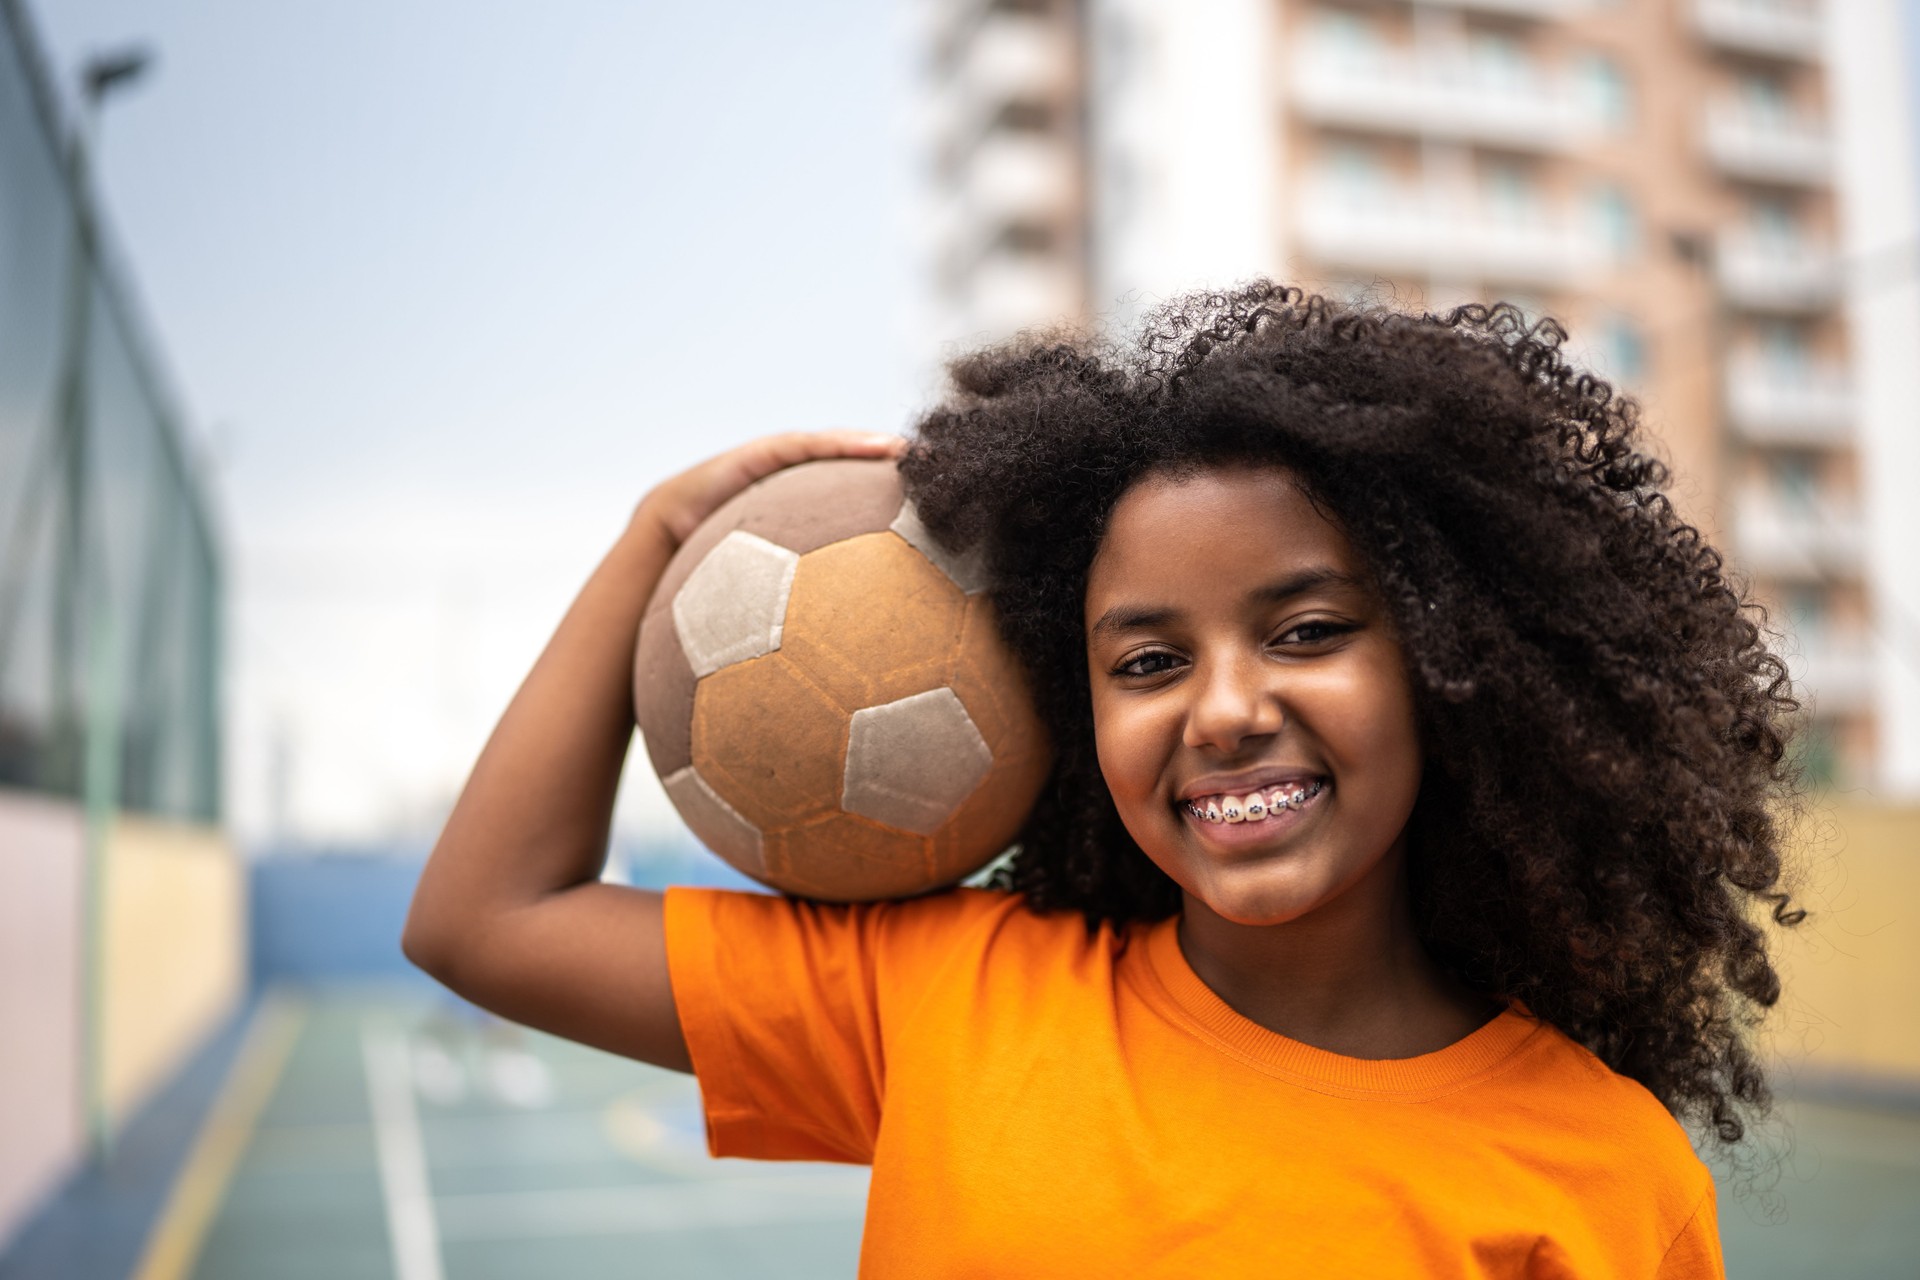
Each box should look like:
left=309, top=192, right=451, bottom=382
left=633, top=430, right=907, bottom=550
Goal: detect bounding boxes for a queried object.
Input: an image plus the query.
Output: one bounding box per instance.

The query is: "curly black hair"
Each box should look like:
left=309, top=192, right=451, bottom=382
left=900, top=281, right=1804, bottom=1149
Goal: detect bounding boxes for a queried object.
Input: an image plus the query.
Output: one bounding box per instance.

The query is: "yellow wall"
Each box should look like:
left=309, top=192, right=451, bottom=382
left=100, top=816, right=246, bottom=1130
left=1769, top=802, right=1920, bottom=1084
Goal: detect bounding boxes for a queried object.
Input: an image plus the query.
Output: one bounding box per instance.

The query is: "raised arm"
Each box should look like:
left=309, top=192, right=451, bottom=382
left=402, top=430, right=905, bottom=1072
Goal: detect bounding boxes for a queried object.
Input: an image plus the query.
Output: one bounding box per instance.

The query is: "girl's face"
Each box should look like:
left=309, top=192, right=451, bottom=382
left=1083, top=466, right=1423, bottom=926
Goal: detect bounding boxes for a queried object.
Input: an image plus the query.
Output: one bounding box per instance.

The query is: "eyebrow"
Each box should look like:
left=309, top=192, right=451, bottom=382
left=1088, top=566, right=1361, bottom=642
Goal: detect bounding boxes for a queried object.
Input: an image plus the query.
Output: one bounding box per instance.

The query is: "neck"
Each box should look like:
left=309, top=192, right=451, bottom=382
left=1175, top=845, right=1495, bottom=1059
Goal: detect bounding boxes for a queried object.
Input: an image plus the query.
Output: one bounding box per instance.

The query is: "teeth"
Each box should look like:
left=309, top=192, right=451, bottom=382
left=1187, top=779, right=1324, bottom=823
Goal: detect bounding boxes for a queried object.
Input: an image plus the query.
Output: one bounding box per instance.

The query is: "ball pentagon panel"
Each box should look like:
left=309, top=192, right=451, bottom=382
left=671, top=531, right=799, bottom=677
left=842, top=687, right=995, bottom=836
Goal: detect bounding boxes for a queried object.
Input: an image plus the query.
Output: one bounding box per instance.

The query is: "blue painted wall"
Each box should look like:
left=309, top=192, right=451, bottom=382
left=248, top=839, right=761, bottom=985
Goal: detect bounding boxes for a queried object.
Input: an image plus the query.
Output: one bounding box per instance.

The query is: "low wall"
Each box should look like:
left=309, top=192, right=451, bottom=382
left=1771, top=802, right=1920, bottom=1089
left=250, top=851, right=430, bottom=985
left=0, top=791, right=85, bottom=1248
left=99, top=815, right=246, bottom=1129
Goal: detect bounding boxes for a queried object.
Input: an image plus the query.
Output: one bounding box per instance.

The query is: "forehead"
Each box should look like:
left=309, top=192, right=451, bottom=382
left=1088, top=467, right=1356, bottom=593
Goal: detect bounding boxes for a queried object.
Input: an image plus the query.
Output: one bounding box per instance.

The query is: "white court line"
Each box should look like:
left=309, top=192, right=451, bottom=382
left=361, top=1027, right=447, bottom=1280
left=432, top=1170, right=872, bottom=1242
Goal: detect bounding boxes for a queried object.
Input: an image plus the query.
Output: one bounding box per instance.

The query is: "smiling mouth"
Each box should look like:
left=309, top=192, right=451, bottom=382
left=1182, top=778, right=1327, bottom=826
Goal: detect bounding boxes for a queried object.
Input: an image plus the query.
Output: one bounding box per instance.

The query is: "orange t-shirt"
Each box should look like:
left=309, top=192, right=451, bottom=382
left=663, top=885, right=1724, bottom=1278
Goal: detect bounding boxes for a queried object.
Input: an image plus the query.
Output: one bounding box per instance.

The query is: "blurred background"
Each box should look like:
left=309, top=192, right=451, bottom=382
left=0, top=0, right=1917, bottom=1276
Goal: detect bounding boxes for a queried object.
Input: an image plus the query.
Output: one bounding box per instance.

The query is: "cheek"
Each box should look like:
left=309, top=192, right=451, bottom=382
left=1332, top=658, right=1423, bottom=798
left=1090, top=688, right=1171, bottom=810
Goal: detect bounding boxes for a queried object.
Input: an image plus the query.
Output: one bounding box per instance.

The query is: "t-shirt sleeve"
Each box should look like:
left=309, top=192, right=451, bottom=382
left=1655, top=1179, right=1726, bottom=1280
left=662, top=884, right=1001, bottom=1166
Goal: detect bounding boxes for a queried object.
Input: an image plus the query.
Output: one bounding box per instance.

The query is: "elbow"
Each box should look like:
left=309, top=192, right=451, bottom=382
left=400, top=915, right=442, bottom=980
left=401, top=896, right=461, bottom=985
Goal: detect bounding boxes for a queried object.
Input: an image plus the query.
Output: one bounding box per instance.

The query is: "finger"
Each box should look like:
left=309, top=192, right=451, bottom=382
left=754, top=430, right=904, bottom=471
left=720, top=431, right=902, bottom=491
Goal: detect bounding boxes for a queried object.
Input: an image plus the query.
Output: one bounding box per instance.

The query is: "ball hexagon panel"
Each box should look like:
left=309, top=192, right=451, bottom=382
left=634, top=606, right=697, bottom=777
left=661, top=766, right=766, bottom=878
left=724, top=459, right=909, bottom=556
left=672, top=531, right=799, bottom=678
left=775, top=532, right=967, bottom=711
left=945, top=593, right=1038, bottom=746
left=690, top=652, right=846, bottom=831
left=765, top=813, right=940, bottom=902
left=841, top=687, right=995, bottom=836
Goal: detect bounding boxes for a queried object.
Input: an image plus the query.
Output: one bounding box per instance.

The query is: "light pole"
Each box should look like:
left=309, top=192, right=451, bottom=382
left=47, top=42, right=153, bottom=1165
left=42, top=44, right=151, bottom=794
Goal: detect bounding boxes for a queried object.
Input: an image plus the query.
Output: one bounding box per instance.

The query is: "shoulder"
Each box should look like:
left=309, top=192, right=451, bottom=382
left=1491, top=1012, right=1712, bottom=1211
left=664, top=883, right=1100, bottom=976
left=666, top=882, right=1055, bottom=936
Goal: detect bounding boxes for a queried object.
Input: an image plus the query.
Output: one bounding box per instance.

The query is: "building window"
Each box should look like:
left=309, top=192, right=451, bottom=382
left=987, top=100, right=1055, bottom=134
left=1784, top=587, right=1827, bottom=639
left=1756, top=318, right=1811, bottom=376
left=1576, top=53, right=1632, bottom=129
left=1738, top=71, right=1792, bottom=124
left=1747, top=195, right=1801, bottom=248
left=1323, top=140, right=1390, bottom=206
left=1587, top=183, right=1638, bottom=259
left=1771, top=454, right=1819, bottom=508
left=1482, top=162, right=1541, bottom=225
left=1469, top=33, right=1532, bottom=93
left=1592, top=314, right=1647, bottom=385
left=1313, top=8, right=1381, bottom=67
left=989, top=221, right=1057, bottom=255
left=1792, top=722, right=1838, bottom=788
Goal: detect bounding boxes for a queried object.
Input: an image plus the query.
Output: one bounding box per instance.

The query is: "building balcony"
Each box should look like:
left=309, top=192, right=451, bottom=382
left=1691, top=0, right=1824, bottom=62
left=961, top=132, right=1076, bottom=226
left=1725, top=358, right=1853, bottom=446
left=1410, top=0, right=1582, bottom=19
left=1294, top=186, right=1605, bottom=286
left=957, top=12, right=1072, bottom=111
left=960, top=251, right=1081, bottom=339
left=1702, top=105, right=1831, bottom=184
left=1290, top=48, right=1598, bottom=153
left=1732, top=490, right=1865, bottom=581
left=1788, top=635, right=1878, bottom=715
left=1716, top=233, right=1840, bottom=312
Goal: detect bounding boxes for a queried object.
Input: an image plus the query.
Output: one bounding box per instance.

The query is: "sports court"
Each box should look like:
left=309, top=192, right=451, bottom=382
left=1, top=986, right=1903, bottom=1280
left=117, top=991, right=868, bottom=1280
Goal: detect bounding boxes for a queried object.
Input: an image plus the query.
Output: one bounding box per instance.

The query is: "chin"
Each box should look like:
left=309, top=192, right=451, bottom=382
left=1182, top=860, right=1333, bottom=927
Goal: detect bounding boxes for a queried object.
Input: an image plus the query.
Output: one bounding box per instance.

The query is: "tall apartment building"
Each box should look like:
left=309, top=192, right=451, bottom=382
left=922, top=0, right=1917, bottom=789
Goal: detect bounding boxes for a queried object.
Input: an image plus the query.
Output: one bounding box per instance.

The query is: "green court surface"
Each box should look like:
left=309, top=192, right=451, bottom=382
left=151, top=990, right=1918, bottom=1279
left=175, top=991, right=867, bottom=1280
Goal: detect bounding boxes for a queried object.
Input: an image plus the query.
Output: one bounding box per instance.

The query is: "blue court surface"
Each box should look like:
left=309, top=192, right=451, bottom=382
left=7, top=986, right=1918, bottom=1279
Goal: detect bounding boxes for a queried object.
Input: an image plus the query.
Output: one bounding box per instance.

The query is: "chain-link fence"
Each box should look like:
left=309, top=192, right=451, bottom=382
left=0, top=0, right=220, bottom=823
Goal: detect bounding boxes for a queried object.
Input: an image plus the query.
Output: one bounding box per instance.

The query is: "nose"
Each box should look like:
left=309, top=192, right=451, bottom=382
left=1183, top=650, right=1284, bottom=754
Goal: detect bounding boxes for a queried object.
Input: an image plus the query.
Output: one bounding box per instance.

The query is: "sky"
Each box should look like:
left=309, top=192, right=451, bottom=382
left=29, top=2, right=1920, bottom=847
left=32, top=0, right=930, bottom=846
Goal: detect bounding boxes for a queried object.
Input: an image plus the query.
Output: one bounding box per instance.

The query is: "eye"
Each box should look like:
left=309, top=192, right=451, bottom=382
left=1113, top=648, right=1183, bottom=679
left=1274, top=620, right=1355, bottom=648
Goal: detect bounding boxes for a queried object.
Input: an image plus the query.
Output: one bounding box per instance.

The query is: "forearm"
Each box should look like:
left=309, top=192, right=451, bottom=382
left=400, top=430, right=902, bottom=1056
left=404, top=511, right=672, bottom=968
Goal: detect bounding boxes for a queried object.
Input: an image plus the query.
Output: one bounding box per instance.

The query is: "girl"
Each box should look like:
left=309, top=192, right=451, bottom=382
left=405, top=284, right=1799, bottom=1276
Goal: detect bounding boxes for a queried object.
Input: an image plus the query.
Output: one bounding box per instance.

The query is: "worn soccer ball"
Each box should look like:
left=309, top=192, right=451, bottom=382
left=633, top=458, right=1051, bottom=901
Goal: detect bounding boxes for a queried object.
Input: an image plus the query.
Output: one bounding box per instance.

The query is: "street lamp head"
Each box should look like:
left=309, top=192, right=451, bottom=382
left=81, top=46, right=154, bottom=110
